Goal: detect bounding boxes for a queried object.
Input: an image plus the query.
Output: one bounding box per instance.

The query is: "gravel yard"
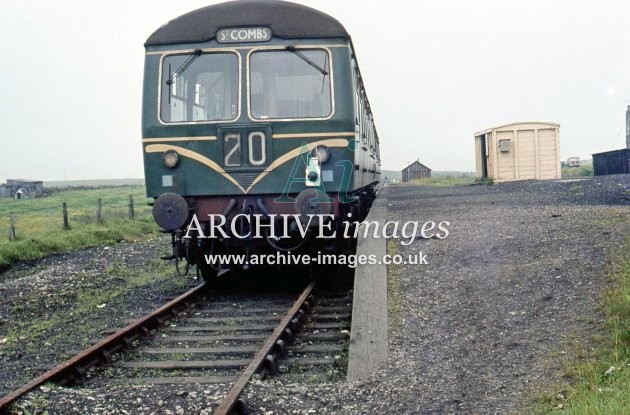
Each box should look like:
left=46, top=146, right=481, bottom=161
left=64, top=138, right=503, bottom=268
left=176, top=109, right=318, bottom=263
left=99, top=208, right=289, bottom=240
left=0, top=237, right=194, bottom=401
left=243, top=175, right=630, bottom=414
left=2, top=175, right=630, bottom=414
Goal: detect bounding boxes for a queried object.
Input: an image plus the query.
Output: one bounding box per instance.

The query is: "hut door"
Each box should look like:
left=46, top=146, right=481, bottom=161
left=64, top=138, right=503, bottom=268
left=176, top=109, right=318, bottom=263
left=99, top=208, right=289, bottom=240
left=480, top=134, right=488, bottom=178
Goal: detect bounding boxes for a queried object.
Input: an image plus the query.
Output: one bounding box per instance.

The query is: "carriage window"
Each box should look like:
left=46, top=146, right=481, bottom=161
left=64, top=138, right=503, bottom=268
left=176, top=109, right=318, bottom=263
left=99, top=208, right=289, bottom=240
left=161, top=52, right=238, bottom=123
left=250, top=49, right=332, bottom=119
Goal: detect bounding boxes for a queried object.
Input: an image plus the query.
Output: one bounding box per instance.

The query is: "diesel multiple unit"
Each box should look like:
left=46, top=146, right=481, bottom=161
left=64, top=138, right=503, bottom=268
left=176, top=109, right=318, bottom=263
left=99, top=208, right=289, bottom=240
left=142, top=0, right=381, bottom=279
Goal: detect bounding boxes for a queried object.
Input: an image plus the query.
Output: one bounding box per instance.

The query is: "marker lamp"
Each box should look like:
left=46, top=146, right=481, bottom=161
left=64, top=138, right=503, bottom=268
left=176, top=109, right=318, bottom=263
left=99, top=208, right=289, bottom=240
left=311, top=145, right=330, bottom=164
left=162, top=150, right=179, bottom=169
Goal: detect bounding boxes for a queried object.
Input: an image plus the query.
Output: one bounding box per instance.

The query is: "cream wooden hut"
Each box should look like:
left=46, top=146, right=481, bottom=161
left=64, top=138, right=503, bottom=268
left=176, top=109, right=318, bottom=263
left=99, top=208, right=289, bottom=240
left=474, top=122, right=560, bottom=182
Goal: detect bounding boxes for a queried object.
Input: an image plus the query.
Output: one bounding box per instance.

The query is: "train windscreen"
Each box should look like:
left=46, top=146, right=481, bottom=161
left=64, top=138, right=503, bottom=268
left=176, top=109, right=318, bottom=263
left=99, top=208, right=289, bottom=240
left=160, top=52, right=239, bottom=123
left=250, top=49, right=332, bottom=120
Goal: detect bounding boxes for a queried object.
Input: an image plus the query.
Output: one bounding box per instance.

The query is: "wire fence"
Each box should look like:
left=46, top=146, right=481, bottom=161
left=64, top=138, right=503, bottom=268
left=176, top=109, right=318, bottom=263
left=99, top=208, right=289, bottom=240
left=2, top=194, right=152, bottom=241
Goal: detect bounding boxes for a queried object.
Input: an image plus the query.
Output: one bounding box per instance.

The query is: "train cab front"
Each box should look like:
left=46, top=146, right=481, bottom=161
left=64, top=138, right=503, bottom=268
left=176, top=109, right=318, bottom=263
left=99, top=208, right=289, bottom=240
left=141, top=1, right=380, bottom=280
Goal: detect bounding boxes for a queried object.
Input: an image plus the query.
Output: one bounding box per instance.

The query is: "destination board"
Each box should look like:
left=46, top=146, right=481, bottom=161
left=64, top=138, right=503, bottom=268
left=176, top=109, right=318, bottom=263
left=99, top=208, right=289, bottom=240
left=217, top=27, right=272, bottom=43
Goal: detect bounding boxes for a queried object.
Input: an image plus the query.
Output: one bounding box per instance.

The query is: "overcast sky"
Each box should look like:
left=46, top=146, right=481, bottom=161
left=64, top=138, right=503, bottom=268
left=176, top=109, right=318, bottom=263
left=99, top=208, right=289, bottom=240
left=1, top=0, right=629, bottom=181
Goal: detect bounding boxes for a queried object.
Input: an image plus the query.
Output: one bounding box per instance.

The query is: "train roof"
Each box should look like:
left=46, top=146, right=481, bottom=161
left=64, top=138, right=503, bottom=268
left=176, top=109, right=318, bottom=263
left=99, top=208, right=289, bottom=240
left=145, top=0, right=349, bottom=46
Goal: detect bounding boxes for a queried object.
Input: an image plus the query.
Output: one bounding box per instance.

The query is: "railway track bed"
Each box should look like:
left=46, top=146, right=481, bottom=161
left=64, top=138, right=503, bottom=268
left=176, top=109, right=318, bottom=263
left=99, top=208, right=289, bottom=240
left=3, top=272, right=353, bottom=415
left=92, top=293, right=351, bottom=387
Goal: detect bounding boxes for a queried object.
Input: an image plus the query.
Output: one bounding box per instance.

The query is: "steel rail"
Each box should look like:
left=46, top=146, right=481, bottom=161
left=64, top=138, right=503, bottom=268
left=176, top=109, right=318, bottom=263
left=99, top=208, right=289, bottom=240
left=213, top=280, right=316, bottom=415
left=0, top=282, right=208, bottom=413
left=375, top=179, right=387, bottom=196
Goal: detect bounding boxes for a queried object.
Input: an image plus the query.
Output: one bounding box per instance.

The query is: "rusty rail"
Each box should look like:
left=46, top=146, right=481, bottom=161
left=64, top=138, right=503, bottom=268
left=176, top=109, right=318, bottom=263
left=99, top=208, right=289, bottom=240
left=213, top=280, right=316, bottom=415
left=0, top=283, right=208, bottom=412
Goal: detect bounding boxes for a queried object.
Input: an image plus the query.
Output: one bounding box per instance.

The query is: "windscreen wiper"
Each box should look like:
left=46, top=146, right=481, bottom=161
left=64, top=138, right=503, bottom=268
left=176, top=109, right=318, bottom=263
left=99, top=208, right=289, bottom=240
left=165, top=49, right=203, bottom=86
left=286, top=46, right=328, bottom=76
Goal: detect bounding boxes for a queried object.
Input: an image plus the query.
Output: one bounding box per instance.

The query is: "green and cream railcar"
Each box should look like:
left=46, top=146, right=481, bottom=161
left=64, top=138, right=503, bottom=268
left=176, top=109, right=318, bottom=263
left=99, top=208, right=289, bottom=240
left=142, top=0, right=381, bottom=278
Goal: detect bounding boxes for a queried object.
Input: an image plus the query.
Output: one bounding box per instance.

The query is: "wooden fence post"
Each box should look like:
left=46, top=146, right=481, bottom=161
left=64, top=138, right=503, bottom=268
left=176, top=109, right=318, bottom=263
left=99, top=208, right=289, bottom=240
left=62, top=202, right=70, bottom=230
left=9, top=212, right=16, bottom=241
left=96, top=198, right=103, bottom=224
left=128, top=195, right=135, bottom=220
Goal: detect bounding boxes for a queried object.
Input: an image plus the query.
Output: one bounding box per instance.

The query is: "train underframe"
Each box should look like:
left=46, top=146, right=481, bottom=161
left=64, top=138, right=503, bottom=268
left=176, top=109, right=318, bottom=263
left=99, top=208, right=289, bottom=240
left=157, top=184, right=378, bottom=281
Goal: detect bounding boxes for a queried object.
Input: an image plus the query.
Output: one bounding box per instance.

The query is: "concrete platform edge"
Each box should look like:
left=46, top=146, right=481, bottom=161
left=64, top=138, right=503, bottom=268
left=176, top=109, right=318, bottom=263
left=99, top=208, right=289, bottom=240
left=346, top=186, right=389, bottom=381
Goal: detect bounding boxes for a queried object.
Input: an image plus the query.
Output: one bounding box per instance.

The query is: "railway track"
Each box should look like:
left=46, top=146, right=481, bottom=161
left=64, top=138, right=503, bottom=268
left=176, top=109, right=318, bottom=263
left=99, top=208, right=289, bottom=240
left=0, top=277, right=352, bottom=415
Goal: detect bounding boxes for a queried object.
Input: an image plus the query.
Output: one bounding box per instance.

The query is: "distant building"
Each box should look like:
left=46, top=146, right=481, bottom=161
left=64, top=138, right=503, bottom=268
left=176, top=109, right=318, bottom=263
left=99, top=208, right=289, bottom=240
left=402, top=160, right=432, bottom=183
left=592, top=106, right=630, bottom=176
left=592, top=149, right=630, bottom=176
left=0, top=179, right=44, bottom=198
left=474, top=122, right=561, bottom=182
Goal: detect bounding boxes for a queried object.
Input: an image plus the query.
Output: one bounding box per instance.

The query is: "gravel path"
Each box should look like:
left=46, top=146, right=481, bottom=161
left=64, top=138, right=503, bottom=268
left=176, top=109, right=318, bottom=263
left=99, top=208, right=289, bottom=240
left=2, top=175, right=629, bottom=414
left=243, top=175, right=630, bottom=414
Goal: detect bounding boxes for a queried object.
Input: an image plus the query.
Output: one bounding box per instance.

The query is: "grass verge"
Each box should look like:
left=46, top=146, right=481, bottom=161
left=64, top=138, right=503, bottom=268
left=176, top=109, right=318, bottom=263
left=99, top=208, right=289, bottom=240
left=0, top=186, right=158, bottom=267
left=532, top=240, right=630, bottom=414
left=402, top=176, right=475, bottom=186
left=561, top=165, right=594, bottom=179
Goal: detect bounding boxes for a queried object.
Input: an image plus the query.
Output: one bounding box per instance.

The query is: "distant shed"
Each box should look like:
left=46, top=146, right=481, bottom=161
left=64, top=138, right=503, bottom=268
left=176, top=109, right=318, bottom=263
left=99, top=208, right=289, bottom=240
left=0, top=179, right=44, bottom=198
left=402, top=160, right=431, bottom=183
left=474, top=122, right=561, bottom=182
left=592, top=149, right=630, bottom=176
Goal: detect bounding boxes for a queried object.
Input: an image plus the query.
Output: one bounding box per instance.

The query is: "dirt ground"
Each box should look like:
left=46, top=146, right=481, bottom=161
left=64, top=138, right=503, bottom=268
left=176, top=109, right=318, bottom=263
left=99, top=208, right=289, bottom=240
left=244, top=175, right=630, bottom=414
left=2, top=175, right=630, bottom=414
left=363, top=176, right=630, bottom=413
